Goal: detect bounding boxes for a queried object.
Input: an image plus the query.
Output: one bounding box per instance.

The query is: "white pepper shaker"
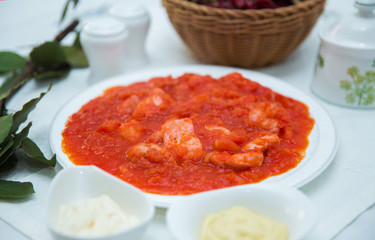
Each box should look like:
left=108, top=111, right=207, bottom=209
left=80, top=17, right=129, bottom=84
left=109, top=3, right=150, bottom=68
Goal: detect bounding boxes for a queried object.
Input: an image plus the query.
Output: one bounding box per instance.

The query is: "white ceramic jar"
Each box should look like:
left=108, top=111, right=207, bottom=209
left=80, top=17, right=129, bottom=84
left=311, top=1, right=375, bottom=108
left=109, top=3, right=151, bottom=68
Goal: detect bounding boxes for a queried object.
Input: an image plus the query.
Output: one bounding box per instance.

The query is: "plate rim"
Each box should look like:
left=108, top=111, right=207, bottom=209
left=49, top=64, right=338, bottom=208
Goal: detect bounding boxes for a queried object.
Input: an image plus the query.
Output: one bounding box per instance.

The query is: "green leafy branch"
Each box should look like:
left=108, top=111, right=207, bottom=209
left=0, top=19, right=88, bottom=198
left=0, top=88, right=55, bottom=197
left=340, top=65, right=375, bottom=106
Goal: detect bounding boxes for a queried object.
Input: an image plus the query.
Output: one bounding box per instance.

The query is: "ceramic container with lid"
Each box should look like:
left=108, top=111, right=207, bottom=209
left=311, top=0, right=375, bottom=108
left=80, top=17, right=129, bottom=84
left=109, top=3, right=150, bottom=68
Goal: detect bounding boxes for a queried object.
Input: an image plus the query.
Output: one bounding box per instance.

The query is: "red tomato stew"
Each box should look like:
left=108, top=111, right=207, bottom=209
left=62, top=73, right=314, bottom=195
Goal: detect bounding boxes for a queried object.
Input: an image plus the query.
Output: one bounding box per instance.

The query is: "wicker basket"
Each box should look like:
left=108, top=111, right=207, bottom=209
left=162, top=0, right=326, bottom=68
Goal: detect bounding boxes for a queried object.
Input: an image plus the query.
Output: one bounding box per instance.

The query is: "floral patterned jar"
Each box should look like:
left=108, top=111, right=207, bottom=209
left=311, top=0, right=375, bottom=108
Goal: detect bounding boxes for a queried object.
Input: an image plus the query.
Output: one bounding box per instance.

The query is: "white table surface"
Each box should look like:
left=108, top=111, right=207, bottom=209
left=1, top=0, right=375, bottom=239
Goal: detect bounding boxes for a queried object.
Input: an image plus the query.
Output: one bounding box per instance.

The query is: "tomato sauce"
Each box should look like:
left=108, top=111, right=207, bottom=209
left=62, top=73, right=314, bottom=195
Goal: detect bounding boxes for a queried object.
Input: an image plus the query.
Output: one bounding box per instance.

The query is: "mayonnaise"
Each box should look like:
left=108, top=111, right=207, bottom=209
left=56, top=194, right=138, bottom=237
left=200, top=206, right=288, bottom=240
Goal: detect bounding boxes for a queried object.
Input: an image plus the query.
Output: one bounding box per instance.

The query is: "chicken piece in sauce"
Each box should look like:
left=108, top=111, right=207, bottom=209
left=247, top=102, right=284, bottom=133
left=117, top=94, right=141, bottom=116
left=242, top=133, right=280, bottom=151
left=132, top=88, right=175, bottom=118
left=126, top=143, right=176, bottom=167
left=204, top=151, right=264, bottom=170
left=147, top=118, right=205, bottom=163
left=205, top=130, right=279, bottom=170
left=118, top=120, right=145, bottom=142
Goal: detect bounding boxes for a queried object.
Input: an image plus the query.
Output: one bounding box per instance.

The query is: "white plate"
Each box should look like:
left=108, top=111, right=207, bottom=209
left=50, top=65, right=338, bottom=208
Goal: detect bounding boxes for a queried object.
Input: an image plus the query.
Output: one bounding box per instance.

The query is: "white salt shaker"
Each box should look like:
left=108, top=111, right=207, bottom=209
left=109, top=3, right=150, bottom=68
left=80, top=17, right=129, bottom=84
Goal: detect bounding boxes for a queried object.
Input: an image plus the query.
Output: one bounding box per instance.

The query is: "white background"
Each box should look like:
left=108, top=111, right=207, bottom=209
left=1, top=0, right=375, bottom=239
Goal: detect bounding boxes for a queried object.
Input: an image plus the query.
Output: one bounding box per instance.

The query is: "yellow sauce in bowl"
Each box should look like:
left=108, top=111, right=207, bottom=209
left=200, top=206, right=288, bottom=240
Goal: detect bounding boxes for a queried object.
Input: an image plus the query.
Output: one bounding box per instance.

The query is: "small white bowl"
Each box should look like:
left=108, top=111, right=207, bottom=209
left=166, top=184, right=316, bottom=240
left=47, top=165, right=155, bottom=240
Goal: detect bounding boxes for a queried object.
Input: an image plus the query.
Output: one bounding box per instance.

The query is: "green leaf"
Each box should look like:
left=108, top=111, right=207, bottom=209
left=22, top=138, right=56, bottom=167
left=60, top=0, right=80, bottom=23
left=364, top=94, right=375, bottom=105
left=355, top=88, right=362, bottom=96
left=0, top=74, right=14, bottom=99
left=0, top=154, right=17, bottom=173
left=354, top=75, right=365, bottom=85
left=0, top=52, right=27, bottom=74
left=0, top=123, right=32, bottom=166
left=62, top=46, right=88, bottom=68
left=0, top=138, right=13, bottom=159
left=346, top=93, right=356, bottom=104
left=73, top=31, right=82, bottom=49
left=11, top=87, right=50, bottom=134
left=366, top=71, right=375, bottom=83
left=0, top=74, right=16, bottom=101
left=347, top=66, right=360, bottom=79
left=340, top=80, right=352, bottom=91
left=0, top=71, right=31, bottom=100
left=30, top=42, right=67, bottom=69
left=35, top=68, right=70, bottom=80
left=0, top=180, right=34, bottom=198
left=318, top=54, right=324, bottom=68
left=0, top=73, right=31, bottom=102
left=60, top=0, right=70, bottom=23
left=364, top=85, right=375, bottom=94
left=372, top=58, right=375, bottom=68
left=13, top=123, right=32, bottom=149
left=0, top=115, right=13, bottom=144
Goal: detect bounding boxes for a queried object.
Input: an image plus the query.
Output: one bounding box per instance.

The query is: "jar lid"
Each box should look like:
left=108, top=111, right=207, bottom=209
left=108, top=3, right=148, bottom=19
left=82, top=17, right=126, bottom=37
left=320, top=0, right=375, bottom=49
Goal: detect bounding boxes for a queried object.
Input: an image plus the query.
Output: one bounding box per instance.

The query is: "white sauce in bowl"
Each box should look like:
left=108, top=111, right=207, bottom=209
left=56, top=194, right=138, bottom=237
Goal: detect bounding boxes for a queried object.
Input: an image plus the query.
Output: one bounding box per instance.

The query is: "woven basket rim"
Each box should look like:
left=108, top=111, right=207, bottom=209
left=163, top=0, right=324, bottom=18
left=162, top=0, right=326, bottom=68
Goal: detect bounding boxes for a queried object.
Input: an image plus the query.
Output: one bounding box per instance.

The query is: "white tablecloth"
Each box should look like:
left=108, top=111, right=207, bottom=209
left=1, top=0, right=375, bottom=239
